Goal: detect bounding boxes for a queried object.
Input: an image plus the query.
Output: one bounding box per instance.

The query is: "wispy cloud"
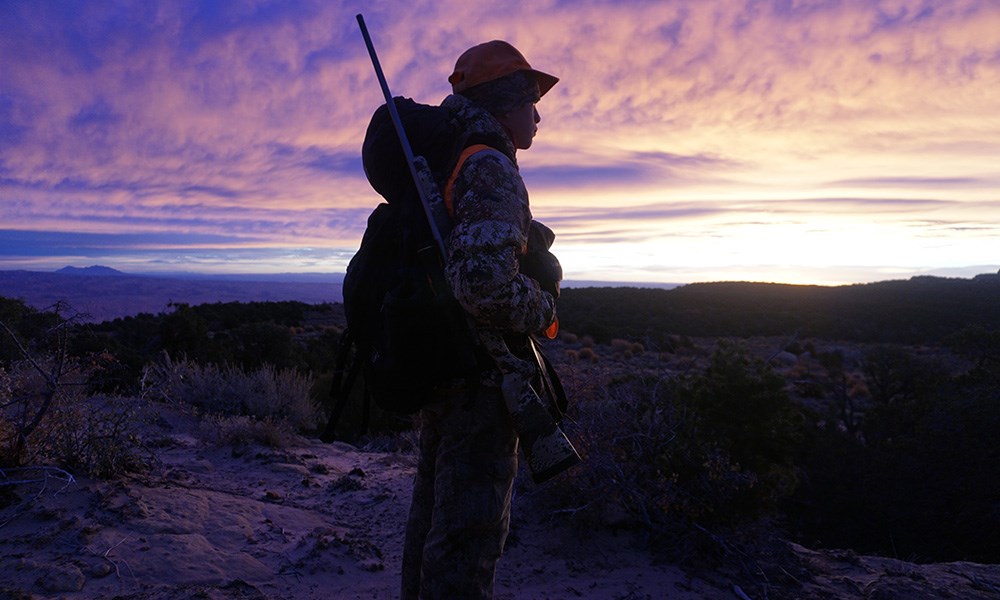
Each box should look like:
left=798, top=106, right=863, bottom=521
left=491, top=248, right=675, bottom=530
left=826, top=176, right=997, bottom=189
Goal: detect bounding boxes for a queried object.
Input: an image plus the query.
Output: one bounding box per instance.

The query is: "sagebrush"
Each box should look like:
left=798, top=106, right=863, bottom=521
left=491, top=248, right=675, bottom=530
left=142, top=353, right=320, bottom=432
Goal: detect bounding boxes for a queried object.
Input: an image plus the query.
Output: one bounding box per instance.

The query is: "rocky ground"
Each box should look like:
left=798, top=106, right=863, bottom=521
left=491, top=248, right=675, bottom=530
left=1, top=400, right=732, bottom=599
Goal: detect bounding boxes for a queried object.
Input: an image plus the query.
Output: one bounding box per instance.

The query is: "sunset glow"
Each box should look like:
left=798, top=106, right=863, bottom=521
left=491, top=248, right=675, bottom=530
left=2, top=0, right=998, bottom=285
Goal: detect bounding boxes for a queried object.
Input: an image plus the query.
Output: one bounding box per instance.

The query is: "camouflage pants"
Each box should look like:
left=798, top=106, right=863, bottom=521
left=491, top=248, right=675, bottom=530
left=400, top=385, right=518, bottom=600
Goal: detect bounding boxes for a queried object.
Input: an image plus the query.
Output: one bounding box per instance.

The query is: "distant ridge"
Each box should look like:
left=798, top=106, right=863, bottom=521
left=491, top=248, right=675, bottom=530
left=557, top=273, right=1000, bottom=345
left=563, top=279, right=682, bottom=290
left=0, top=268, right=342, bottom=323
left=56, top=265, right=126, bottom=277
left=44, top=265, right=345, bottom=284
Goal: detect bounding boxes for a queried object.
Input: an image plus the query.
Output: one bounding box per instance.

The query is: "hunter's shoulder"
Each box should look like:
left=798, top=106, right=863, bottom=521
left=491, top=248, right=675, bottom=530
left=464, top=146, right=516, bottom=174
left=442, top=95, right=517, bottom=157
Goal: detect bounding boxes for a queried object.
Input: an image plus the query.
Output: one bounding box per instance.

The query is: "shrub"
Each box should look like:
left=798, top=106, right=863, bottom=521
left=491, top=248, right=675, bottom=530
left=610, top=338, right=631, bottom=354
left=2, top=302, right=149, bottom=477
left=143, top=354, right=319, bottom=432
left=790, top=342, right=1000, bottom=563
left=45, top=394, right=150, bottom=477
left=1, top=359, right=148, bottom=476
left=203, top=414, right=296, bottom=448
left=545, top=340, right=806, bottom=557
left=681, top=340, right=805, bottom=509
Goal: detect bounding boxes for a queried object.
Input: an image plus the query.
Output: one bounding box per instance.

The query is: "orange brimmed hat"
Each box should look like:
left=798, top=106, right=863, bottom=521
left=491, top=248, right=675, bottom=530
left=449, top=40, right=559, bottom=97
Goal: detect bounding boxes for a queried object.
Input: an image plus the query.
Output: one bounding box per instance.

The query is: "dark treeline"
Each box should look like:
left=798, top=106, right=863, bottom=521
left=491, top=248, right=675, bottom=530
left=0, top=299, right=343, bottom=396
left=558, top=273, right=1000, bottom=345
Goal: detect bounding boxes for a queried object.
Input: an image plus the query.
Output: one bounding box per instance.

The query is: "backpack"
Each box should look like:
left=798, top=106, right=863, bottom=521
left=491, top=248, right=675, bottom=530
left=320, top=97, right=503, bottom=442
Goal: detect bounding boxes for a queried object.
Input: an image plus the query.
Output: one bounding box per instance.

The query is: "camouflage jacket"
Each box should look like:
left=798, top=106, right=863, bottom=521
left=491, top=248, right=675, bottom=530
left=440, top=94, right=556, bottom=340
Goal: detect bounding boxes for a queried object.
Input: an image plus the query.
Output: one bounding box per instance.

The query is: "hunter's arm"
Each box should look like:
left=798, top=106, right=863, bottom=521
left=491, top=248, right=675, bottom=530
left=445, top=153, right=555, bottom=334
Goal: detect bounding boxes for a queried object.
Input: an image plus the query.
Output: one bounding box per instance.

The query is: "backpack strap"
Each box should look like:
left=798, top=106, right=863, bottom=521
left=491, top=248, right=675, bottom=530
left=443, top=144, right=509, bottom=219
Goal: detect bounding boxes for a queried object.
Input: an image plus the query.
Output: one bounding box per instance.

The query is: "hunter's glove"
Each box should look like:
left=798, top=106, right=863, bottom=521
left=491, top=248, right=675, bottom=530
left=520, top=220, right=562, bottom=299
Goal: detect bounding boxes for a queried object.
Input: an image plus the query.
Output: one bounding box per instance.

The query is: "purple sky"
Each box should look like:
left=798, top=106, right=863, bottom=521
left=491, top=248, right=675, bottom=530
left=2, top=0, right=998, bottom=284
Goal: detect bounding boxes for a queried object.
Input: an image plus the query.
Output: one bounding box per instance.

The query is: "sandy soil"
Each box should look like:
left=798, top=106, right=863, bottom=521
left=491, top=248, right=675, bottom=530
left=0, top=402, right=730, bottom=599
left=3, top=400, right=1000, bottom=600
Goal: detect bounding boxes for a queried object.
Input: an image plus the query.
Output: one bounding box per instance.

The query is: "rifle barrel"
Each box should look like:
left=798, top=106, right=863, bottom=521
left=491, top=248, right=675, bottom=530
left=356, top=14, right=446, bottom=255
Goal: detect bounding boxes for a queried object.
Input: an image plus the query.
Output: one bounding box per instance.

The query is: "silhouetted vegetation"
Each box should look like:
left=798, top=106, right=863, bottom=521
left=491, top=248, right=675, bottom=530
left=558, top=274, right=1000, bottom=345
left=789, top=338, right=1000, bottom=563
left=79, top=300, right=343, bottom=393
left=547, top=340, right=806, bottom=560
left=0, top=297, right=65, bottom=365
left=1, top=300, right=146, bottom=475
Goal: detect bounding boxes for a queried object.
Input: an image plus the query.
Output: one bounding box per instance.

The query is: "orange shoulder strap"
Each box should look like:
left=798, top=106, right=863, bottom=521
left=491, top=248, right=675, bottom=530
left=443, top=144, right=500, bottom=219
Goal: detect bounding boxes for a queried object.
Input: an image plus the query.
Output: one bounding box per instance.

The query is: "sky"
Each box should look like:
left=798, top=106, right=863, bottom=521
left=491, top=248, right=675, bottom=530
left=2, top=0, right=999, bottom=286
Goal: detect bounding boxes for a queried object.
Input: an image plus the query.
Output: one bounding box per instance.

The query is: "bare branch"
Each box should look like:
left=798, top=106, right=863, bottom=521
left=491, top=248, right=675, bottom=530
left=102, top=535, right=136, bottom=580
left=0, top=321, right=57, bottom=388
left=0, top=465, right=77, bottom=488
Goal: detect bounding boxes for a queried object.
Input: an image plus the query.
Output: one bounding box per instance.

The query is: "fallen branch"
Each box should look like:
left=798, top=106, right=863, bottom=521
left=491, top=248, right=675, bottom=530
left=0, top=465, right=77, bottom=488
left=0, top=466, right=77, bottom=529
left=102, top=535, right=135, bottom=580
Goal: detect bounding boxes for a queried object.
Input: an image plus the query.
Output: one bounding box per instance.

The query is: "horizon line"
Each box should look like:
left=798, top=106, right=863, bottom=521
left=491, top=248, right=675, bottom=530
left=2, top=264, right=997, bottom=289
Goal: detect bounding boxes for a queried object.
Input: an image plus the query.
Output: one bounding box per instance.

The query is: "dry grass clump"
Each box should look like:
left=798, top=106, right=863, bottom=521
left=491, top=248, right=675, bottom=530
left=559, top=332, right=579, bottom=344
left=577, top=347, right=598, bottom=363
left=611, top=338, right=646, bottom=358
left=201, top=414, right=296, bottom=448
left=143, top=354, right=320, bottom=441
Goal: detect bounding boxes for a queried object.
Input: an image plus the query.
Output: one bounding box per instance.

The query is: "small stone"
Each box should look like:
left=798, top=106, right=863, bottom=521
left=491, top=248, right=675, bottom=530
left=90, top=560, right=114, bottom=578
left=358, top=559, right=384, bottom=572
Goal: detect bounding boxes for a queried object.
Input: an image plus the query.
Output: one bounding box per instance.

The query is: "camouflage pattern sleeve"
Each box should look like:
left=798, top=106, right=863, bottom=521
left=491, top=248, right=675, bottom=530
left=445, top=152, right=556, bottom=335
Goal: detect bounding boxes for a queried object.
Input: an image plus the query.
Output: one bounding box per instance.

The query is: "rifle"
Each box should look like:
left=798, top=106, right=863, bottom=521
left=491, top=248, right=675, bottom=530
left=355, top=14, right=580, bottom=483
left=356, top=14, right=451, bottom=257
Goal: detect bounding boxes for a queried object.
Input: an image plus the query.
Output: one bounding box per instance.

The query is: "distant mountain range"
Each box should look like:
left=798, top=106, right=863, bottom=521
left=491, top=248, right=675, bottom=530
left=53, top=265, right=347, bottom=283
left=1, top=267, right=344, bottom=323
left=56, top=265, right=127, bottom=277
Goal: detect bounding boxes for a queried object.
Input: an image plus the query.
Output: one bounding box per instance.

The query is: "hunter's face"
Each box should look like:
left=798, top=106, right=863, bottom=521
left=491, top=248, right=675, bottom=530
left=500, top=102, right=540, bottom=150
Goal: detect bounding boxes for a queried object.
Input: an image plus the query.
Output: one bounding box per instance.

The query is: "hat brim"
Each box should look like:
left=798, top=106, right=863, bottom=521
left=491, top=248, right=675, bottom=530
left=530, top=69, right=559, bottom=97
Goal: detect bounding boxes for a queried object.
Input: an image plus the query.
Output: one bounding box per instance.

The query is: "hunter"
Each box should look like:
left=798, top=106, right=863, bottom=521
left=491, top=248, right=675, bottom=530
left=400, top=40, right=561, bottom=600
